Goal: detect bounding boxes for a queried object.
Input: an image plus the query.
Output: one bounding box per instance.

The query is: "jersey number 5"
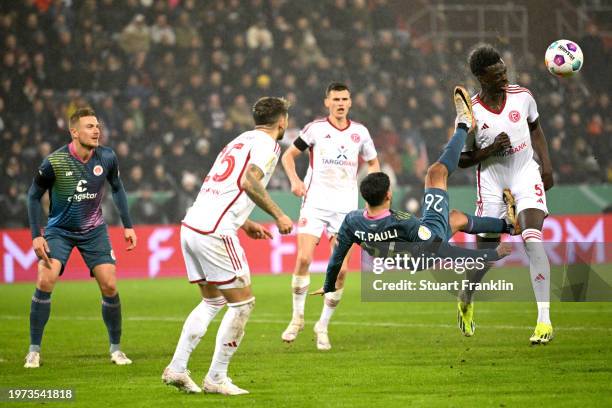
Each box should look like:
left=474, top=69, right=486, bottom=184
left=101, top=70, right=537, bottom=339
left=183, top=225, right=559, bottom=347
left=424, top=193, right=444, bottom=213
left=212, top=143, right=244, bottom=182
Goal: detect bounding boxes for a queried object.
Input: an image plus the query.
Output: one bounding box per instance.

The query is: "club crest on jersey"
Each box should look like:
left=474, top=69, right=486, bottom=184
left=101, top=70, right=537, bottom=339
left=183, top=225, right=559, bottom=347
left=298, top=217, right=308, bottom=227
left=351, top=133, right=360, bottom=143
left=509, top=110, right=521, bottom=123
left=93, top=165, right=104, bottom=176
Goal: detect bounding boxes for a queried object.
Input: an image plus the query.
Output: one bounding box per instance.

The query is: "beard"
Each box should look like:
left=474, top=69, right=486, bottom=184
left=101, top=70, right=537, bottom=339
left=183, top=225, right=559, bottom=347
left=276, top=127, right=285, bottom=140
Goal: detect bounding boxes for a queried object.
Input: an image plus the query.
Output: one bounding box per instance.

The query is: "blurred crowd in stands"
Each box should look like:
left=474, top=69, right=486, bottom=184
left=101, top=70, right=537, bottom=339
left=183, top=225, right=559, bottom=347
left=0, top=0, right=610, bottom=227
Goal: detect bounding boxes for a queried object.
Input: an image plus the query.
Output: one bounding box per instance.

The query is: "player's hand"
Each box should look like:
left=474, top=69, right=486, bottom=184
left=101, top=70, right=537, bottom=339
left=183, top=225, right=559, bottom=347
left=290, top=180, right=306, bottom=197
left=243, top=221, right=273, bottom=240
left=310, top=287, right=325, bottom=296
left=275, top=214, right=293, bottom=234
left=124, top=228, right=137, bottom=251
left=491, top=132, right=512, bottom=152
left=541, top=168, right=554, bottom=190
left=32, top=237, right=51, bottom=268
left=495, top=242, right=512, bottom=259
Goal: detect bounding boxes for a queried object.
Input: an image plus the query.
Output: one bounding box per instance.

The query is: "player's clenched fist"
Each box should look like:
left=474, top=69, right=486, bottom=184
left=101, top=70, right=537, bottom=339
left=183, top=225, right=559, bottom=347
left=491, top=132, right=512, bottom=152
left=275, top=214, right=293, bottom=234
left=290, top=180, right=306, bottom=197
left=496, top=242, right=512, bottom=258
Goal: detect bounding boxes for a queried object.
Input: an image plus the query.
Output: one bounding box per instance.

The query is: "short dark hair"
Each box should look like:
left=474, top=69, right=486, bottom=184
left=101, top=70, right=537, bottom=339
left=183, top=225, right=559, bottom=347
left=325, top=82, right=349, bottom=96
left=468, top=45, right=502, bottom=76
left=69, top=107, right=97, bottom=128
left=360, top=172, right=390, bottom=206
left=252, top=97, right=290, bottom=126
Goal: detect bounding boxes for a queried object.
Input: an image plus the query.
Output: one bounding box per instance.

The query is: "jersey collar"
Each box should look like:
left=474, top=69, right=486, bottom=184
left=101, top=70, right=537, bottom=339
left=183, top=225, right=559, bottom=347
left=68, top=141, right=95, bottom=163
left=327, top=117, right=351, bottom=132
left=363, top=209, right=391, bottom=220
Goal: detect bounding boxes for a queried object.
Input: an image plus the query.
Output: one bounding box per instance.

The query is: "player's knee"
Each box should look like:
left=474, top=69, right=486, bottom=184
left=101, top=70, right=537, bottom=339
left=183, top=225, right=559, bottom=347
left=426, top=162, right=448, bottom=183
left=296, top=253, right=313, bottom=268
left=99, top=281, right=117, bottom=297
left=37, top=276, right=56, bottom=292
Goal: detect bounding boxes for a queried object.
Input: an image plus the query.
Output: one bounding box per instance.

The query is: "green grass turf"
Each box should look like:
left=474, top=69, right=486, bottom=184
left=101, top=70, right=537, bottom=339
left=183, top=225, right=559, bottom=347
left=0, top=273, right=611, bottom=407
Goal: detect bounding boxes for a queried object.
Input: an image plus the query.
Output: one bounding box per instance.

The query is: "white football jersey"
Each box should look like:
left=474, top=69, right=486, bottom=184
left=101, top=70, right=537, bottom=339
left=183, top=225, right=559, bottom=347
left=183, top=130, right=280, bottom=235
left=464, top=85, right=540, bottom=188
left=300, top=118, right=377, bottom=213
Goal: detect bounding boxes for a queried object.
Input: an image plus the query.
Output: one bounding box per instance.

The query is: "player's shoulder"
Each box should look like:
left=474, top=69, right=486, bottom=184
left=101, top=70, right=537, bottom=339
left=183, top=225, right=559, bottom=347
left=505, top=84, right=534, bottom=98
left=97, top=145, right=116, bottom=155
left=390, top=209, right=415, bottom=221
left=301, top=117, right=328, bottom=133
left=349, top=119, right=369, bottom=131
left=48, top=144, right=69, bottom=158
left=343, top=209, right=366, bottom=225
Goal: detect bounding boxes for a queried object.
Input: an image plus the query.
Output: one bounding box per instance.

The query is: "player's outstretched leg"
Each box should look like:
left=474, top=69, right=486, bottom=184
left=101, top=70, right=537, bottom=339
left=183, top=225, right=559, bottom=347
left=163, top=294, right=226, bottom=393
left=204, top=297, right=255, bottom=395
left=436, top=86, right=475, bottom=177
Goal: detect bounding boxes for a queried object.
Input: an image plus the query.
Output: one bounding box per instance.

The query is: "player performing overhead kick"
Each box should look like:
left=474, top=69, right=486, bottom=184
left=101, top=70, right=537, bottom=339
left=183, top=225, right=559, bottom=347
left=25, top=108, right=137, bottom=368
left=316, top=87, right=514, bottom=314
left=280, top=82, right=380, bottom=351
left=458, top=45, right=554, bottom=344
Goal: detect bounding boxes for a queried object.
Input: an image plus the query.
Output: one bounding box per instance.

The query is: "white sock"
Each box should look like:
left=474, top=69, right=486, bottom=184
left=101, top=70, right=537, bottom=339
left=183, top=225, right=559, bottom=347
left=522, top=229, right=551, bottom=325
left=318, top=288, right=344, bottom=329
left=292, top=275, right=310, bottom=320
left=169, top=296, right=226, bottom=372
left=207, top=298, right=255, bottom=383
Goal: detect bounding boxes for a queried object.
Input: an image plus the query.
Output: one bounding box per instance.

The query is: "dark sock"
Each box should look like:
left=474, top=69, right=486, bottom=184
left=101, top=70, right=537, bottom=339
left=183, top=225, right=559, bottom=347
left=30, top=288, right=52, bottom=350
left=437, top=125, right=468, bottom=174
left=101, top=293, right=122, bottom=346
left=464, top=214, right=510, bottom=234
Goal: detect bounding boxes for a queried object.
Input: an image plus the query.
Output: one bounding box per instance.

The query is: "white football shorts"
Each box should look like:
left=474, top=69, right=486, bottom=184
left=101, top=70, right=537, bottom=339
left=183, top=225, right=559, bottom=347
left=476, top=165, right=548, bottom=238
left=297, top=206, right=348, bottom=238
left=180, top=225, right=251, bottom=289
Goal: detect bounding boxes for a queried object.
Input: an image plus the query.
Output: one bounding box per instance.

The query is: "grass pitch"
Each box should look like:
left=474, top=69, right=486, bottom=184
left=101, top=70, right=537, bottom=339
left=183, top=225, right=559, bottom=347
left=1, top=273, right=611, bottom=407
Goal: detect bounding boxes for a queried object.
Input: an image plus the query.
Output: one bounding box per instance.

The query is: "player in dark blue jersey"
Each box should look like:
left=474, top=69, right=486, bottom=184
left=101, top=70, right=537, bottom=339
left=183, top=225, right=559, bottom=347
left=24, top=108, right=137, bottom=368
left=315, top=87, right=514, bottom=345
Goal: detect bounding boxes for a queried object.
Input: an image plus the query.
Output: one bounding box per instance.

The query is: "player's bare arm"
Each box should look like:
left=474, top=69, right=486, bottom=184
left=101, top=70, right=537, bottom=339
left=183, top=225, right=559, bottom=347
left=528, top=119, right=554, bottom=190
left=241, top=164, right=292, bottom=234
left=241, top=219, right=273, bottom=240
left=281, top=145, right=306, bottom=197
left=458, top=132, right=511, bottom=168
left=367, top=158, right=380, bottom=173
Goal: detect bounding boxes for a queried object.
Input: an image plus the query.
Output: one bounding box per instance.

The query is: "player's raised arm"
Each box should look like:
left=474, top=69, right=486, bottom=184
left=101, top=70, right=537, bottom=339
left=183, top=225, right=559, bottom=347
left=241, top=163, right=292, bottom=234
left=458, top=132, right=511, bottom=168
left=281, top=144, right=306, bottom=197
left=528, top=119, right=554, bottom=190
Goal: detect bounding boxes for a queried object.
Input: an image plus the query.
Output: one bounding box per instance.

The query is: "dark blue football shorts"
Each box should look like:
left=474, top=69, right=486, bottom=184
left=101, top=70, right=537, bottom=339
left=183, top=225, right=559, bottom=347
left=44, top=224, right=115, bottom=276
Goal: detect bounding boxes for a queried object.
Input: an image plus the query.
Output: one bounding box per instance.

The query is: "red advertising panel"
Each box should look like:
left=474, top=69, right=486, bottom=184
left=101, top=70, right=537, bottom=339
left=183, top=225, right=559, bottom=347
left=1, top=214, right=611, bottom=283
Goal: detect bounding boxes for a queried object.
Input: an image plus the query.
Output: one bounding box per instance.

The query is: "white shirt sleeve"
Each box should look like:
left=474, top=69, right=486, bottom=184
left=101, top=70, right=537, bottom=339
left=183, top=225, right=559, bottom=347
left=526, top=92, right=539, bottom=123
left=299, top=122, right=316, bottom=146
left=249, top=138, right=277, bottom=174
left=359, top=127, right=378, bottom=161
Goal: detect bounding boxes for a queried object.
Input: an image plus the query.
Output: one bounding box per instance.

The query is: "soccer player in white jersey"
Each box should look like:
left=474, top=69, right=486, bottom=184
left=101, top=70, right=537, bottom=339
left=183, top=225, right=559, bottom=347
left=162, top=97, right=293, bottom=395
left=458, top=45, right=554, bottom=344
left=281, top=82, right=380, bottom=350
